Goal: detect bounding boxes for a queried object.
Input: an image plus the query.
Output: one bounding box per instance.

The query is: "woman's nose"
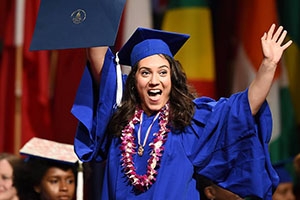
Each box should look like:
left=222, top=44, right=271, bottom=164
left=149, top=74, right=159, bottom=85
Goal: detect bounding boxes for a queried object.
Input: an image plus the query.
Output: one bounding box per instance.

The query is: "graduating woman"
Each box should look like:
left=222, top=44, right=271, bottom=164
left=72, top=24, right=292, bottom=199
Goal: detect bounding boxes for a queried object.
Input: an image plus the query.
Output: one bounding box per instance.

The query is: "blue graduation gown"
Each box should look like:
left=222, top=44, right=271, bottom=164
left=71, top=49, right=278, bottom=199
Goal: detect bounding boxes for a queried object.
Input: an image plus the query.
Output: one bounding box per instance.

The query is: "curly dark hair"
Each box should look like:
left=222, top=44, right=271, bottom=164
left=108, top=54, right=197, bottom=137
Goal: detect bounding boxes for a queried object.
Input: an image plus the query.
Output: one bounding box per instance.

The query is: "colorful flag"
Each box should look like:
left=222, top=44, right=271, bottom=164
left=230, top=0, right=280, bottom=143
left=276, top=0, right=300, bottom=125
left=269, top=64, right=299, bottom=162
left=230, top=0, right=299, bottom=163
left=162, top=0, right=216, bottom=98
left=268, top=0, right=300, bottom=162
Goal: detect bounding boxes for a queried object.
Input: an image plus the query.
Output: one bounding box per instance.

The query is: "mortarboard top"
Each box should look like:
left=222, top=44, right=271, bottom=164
left=19, top=137, right=78, bottom=165
left=30, top=0, right=126, bottom=51
left=118, top=27, right=190, bottom=66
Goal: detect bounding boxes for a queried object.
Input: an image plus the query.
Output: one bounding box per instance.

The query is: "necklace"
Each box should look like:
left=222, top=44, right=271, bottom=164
left=120, top=103, right=170, bottom=191
left=137, top=112, right=160, bottom=156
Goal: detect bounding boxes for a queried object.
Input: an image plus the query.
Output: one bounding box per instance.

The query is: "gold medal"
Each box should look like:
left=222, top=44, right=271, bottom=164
left=138, top=145, right=144, bottom=156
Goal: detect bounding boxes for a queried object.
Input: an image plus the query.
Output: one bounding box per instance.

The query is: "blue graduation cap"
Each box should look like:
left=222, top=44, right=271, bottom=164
left=30, top=0, right=126, bottom=50
left=117, top=27, right=190, bottom=66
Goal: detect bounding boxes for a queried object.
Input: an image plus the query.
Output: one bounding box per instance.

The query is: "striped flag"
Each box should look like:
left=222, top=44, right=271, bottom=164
left=269, top=63, right=298, bottom=162
left=162, top=0, right=216, bottom=98
left=230, top=0, right=281, bottom=143
left=276, top=0, right=300, bottom=125
left=230, top=0, right=299, bottom=163
left=268, top=0, right=300, bottom=162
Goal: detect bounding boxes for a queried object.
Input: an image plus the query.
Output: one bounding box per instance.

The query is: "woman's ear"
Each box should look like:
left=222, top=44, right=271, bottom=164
left=204, top=186, right=216, bottom=199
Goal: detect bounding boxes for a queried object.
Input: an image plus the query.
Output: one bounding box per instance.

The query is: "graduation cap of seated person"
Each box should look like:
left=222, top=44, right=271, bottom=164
left=117, top=27, right=190, bottom=66
left=19, top=137, right=84, bottom=200
left=20, top=137, right=79, bottom=164
left=30, top=0, right=126, bottom=50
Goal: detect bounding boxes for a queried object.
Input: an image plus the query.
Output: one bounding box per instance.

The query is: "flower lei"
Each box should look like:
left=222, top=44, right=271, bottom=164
left=120, top=103, right=170, bottom=192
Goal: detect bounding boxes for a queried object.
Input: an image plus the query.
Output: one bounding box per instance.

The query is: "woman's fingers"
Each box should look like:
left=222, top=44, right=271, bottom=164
left=272, top=25, right=283, bottom=42
left=266, top=23, right=276, bottom=40
left=282, top=39, right=293, bottom=50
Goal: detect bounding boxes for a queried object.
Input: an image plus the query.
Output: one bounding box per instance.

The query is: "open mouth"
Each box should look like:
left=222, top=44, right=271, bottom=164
left=148, top=89, right=162, bottom=96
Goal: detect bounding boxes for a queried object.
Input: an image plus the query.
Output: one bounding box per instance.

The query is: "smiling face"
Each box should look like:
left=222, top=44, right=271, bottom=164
left=135, top=54, right=171, bottom=115
left=34, top=167, right=75, bottom=200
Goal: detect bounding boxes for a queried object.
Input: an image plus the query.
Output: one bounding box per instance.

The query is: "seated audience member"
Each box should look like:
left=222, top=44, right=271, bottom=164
left=196, top=174, right=243, bottom=200
left=0, top=153, right=23, bottom=200
left=14, top=137, right=83, bottom=200
left=272, top=163, right=296, bottom=200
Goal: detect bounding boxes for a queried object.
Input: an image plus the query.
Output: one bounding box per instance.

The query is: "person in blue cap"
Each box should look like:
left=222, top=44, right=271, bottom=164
left=71, top=24, right=292, bottom=199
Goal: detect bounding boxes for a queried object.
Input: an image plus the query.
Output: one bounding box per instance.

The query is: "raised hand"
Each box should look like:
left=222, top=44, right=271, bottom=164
left=261, top=24, right=293, bottom=65
left=248, top=24, right=293, bottom=115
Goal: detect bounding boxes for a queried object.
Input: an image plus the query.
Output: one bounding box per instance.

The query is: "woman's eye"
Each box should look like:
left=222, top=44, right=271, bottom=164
left=159, top=70, right=168, bottom=76
left=141, top=71, right=150, bottom=76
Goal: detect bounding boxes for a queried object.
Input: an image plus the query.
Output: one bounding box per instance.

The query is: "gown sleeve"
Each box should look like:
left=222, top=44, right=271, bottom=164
left=71, top=49, right=119, bottom=162
left=186, top=89, right=278, bottom=199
